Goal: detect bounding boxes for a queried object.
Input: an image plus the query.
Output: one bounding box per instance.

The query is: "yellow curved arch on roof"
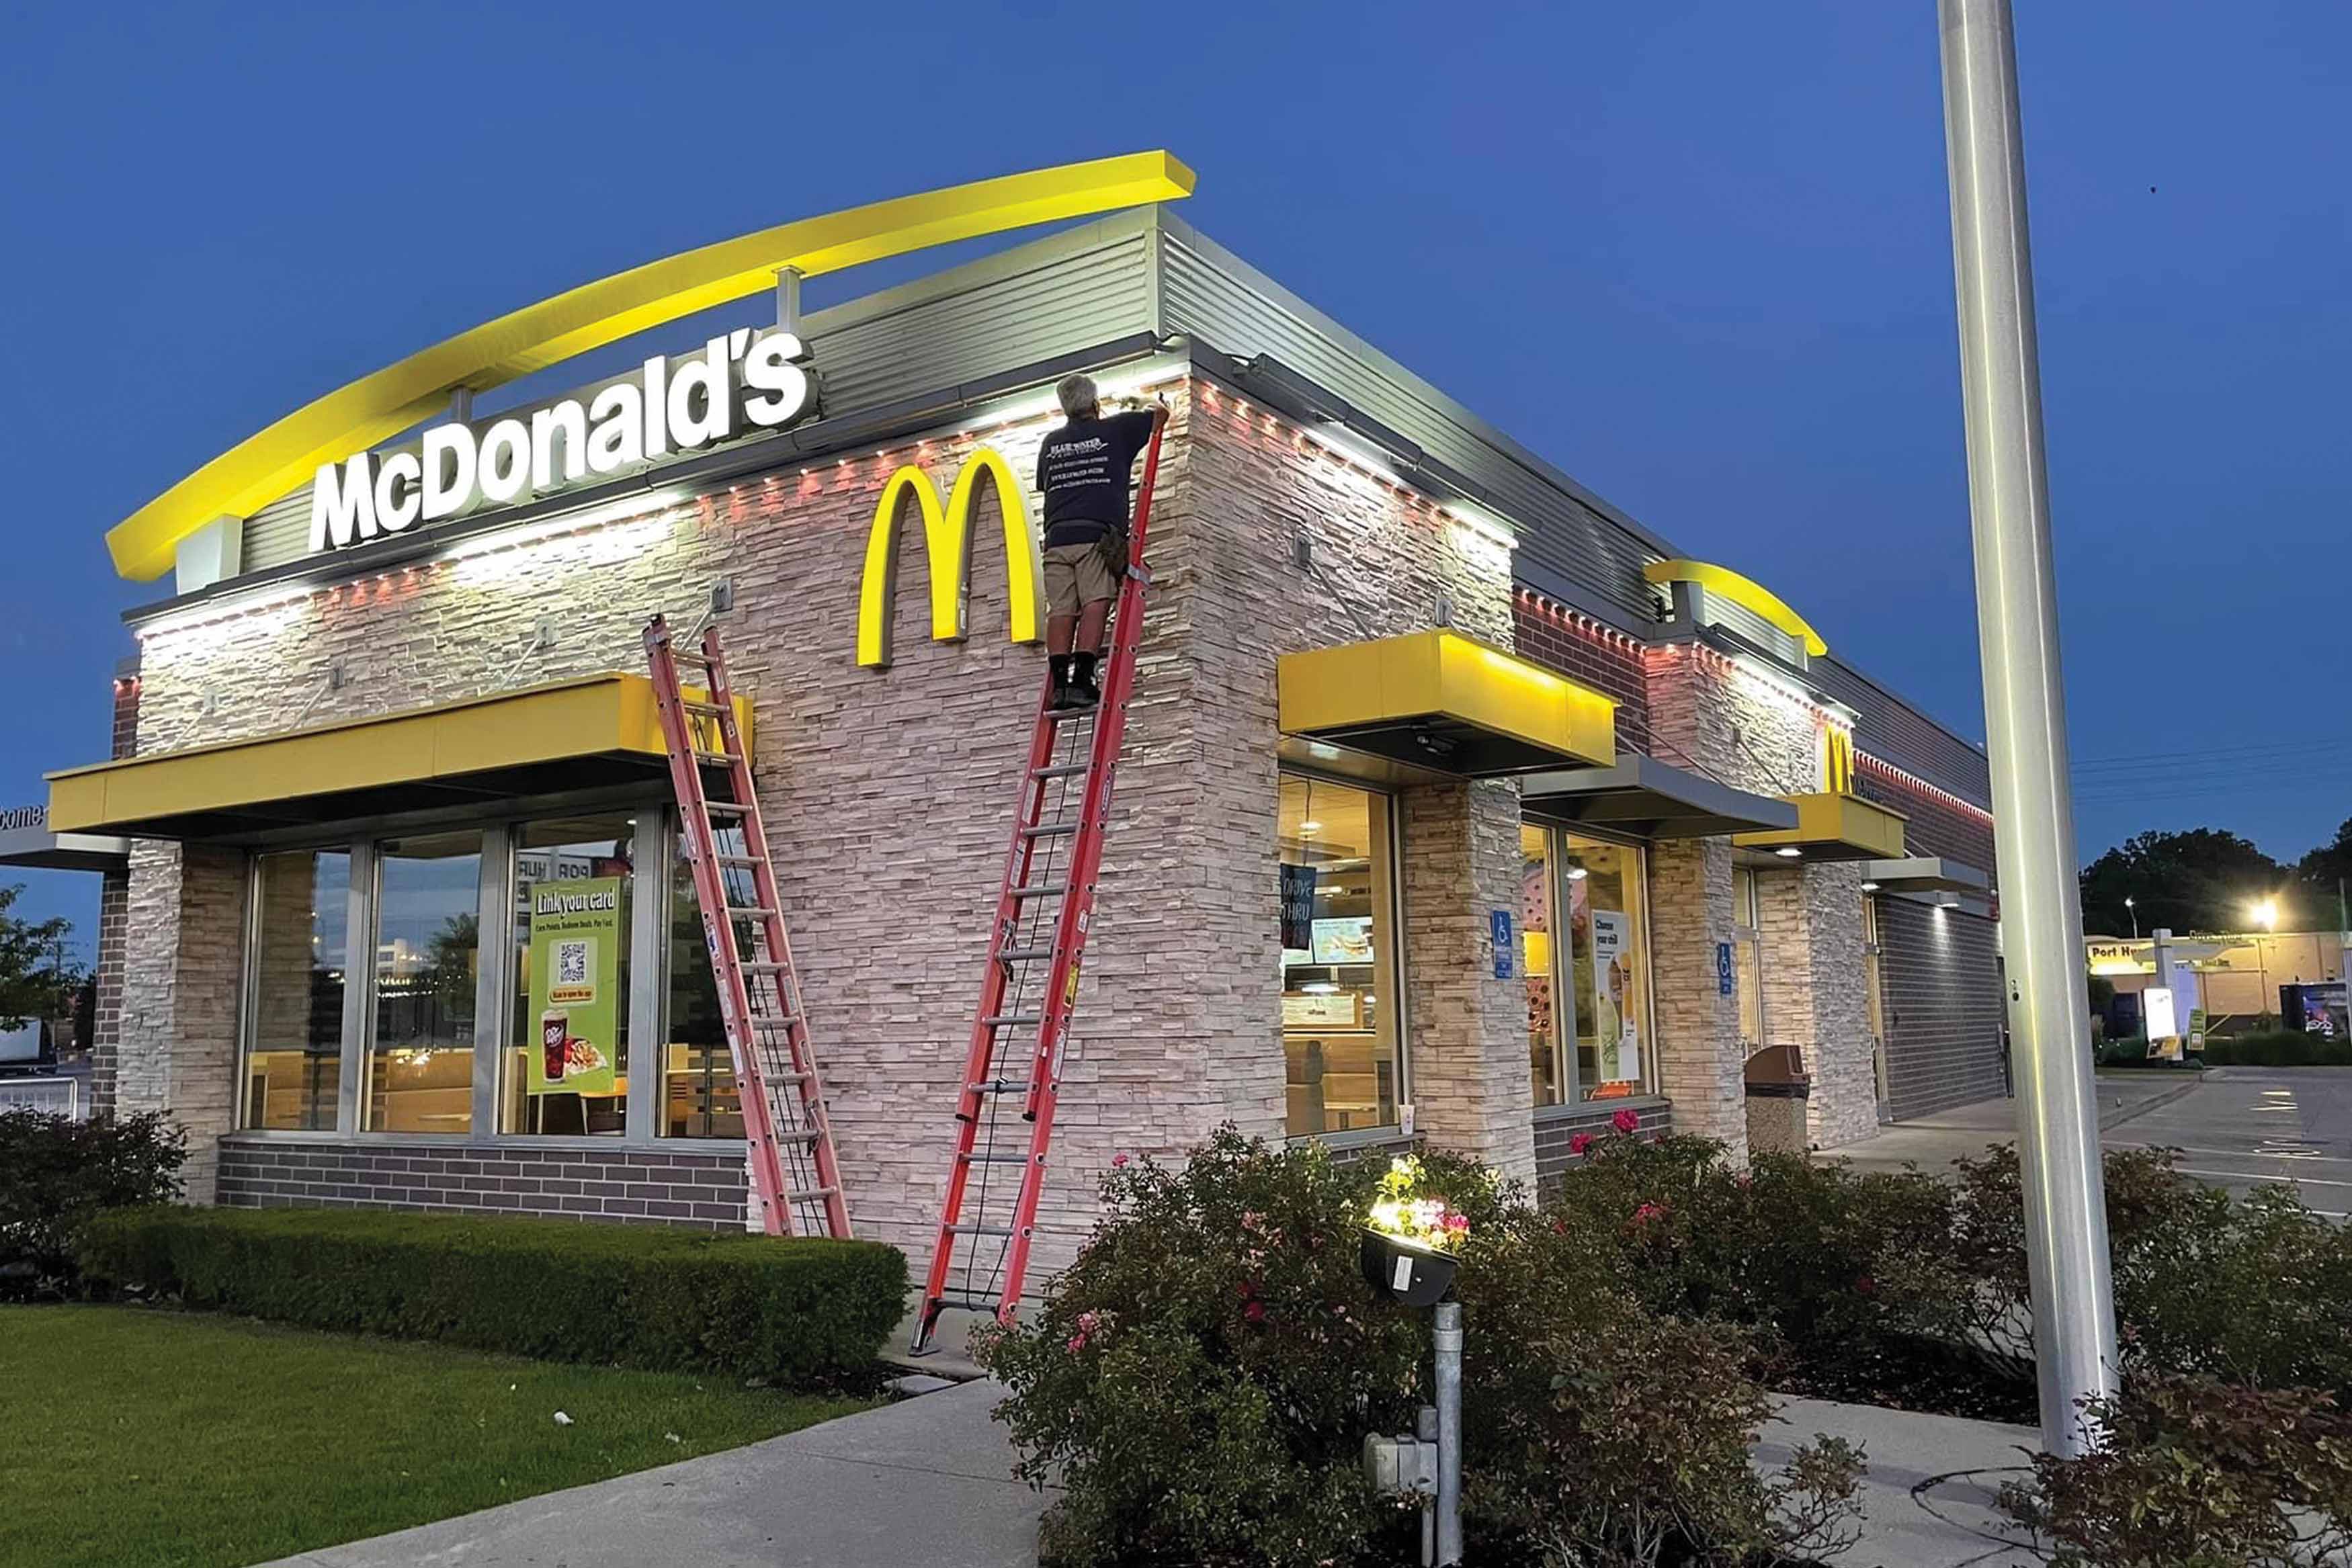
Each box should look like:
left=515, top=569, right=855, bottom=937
left=105, top=150, right=1196, bottom=581
left=1642, top=558, right=1829, bottom=658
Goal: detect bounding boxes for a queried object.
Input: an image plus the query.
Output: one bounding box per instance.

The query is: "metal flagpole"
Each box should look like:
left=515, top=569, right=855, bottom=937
left=1934, top=0, right=2119, bottom=1454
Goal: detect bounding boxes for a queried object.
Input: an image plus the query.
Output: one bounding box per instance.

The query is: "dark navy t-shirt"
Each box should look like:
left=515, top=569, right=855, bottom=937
left=1036, top=410, right=1155, bottom=545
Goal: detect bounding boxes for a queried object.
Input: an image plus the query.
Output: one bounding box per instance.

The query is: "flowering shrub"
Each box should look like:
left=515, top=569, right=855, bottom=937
left=2000, top=1373, right=2352, bottom=1567
left=979, top=1129, right=1867, bottom=1567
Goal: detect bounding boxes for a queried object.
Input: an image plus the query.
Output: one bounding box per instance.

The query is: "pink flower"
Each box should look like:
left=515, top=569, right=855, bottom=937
left=1076, top=1311, right=1101, bottom=1334
left=1241, top=1210, right=1268, bottom=1234
left=1734, top=1172, right=1754, bottom=1190
left=1568, top=1132, right=1595, bottom=1158
left=1611, top=1108, right=1640, bottom=1135
left=1065, top=1333, right=1089, bottom=1354
left=1632, top=1201, right=1665, bottom=1226
left=1442, top=1211, right=1468, bottom=1234
left=1243, top=1300, right=1267, bottom=1324
left=1854, top=1275, right=1878, bottom=1298
left=1110, top=1152, right=1130, bottom=1168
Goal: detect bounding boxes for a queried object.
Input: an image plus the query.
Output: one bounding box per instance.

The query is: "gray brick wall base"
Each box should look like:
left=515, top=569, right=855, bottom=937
left=1532, top=1099, right=1673, bottom=1201
left=216, top=1137, right=752, bottom=1229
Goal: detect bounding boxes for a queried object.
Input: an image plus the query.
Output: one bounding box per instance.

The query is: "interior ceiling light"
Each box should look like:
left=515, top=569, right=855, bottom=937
left=1775, top=846, right=1803, bottom=859
left=1861, top=881, right=1880, bottom=892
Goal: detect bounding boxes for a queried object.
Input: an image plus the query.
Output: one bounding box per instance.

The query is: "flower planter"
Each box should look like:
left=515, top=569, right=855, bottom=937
left=1361, top=1227, right=1458, bottom=1307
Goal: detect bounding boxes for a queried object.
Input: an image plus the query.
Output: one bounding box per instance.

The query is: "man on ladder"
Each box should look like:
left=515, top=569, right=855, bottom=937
left=1039, top=374, right=1165, bottom=711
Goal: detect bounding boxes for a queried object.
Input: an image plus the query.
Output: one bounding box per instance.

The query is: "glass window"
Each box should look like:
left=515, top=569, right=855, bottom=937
left=1734, top=867, right=1765, bottom=1047
left=1521, top=824, right=1562, bottom=1106
left=664, top=826, right=743, bottom=1137
left=1564, top=834, right=1650, bottom=1100
left=503, top=816, right=636, bottom=1136
left=242, top=849, right=349, bottom=1131
left=1280, top=775, right=1401, bottom=1137
left=366, top=830, right=482, bottom=1133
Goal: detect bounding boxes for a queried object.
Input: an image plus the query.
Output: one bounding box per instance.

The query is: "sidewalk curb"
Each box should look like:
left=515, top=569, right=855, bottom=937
left=2099, top=1074, right=2202, bottom=1130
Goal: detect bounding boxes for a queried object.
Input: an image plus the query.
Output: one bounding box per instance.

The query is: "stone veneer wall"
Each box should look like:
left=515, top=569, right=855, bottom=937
left=217, top=1137, right=749, bottom=1227
left=89, top=663, right=140, bottom=1116
left=1641, top=641, right=1879, bottom=1161
left=117, top=378, right=1528, bottom=1274
left=1878, top=896, right=2007, bottom=1120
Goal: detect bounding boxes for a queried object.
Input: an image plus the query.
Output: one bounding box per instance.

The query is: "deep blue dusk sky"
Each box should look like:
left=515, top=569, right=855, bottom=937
left=4, top=3, right=2345, bottom=959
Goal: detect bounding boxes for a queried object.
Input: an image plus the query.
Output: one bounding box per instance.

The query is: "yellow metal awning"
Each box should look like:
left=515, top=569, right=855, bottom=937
left=1733, top=791, right=1907, bottom=862
left=46, top=673, right=750, bottom=840
left=1277, top=630, right=1616, bottom=779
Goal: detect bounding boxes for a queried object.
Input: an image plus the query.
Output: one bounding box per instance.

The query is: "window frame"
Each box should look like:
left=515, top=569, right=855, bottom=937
left=1522, top=816, right=1662, bottom=1108
left=230, top=799, right=730, bottom=1150
left=1277, top=765, right=1412, bottom=1145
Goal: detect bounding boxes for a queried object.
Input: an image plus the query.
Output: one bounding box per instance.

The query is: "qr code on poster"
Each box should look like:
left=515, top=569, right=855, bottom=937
left=556, top=940, right=589, bottom=987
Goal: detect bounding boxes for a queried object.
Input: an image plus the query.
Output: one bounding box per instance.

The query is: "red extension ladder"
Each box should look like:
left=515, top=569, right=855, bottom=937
left=644, top=615, right=851, bottom=1239
left=909, top=419, right=1167, bottom=1352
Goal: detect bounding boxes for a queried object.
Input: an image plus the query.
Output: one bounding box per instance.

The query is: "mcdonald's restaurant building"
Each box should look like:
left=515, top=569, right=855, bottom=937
left=38, top=164, right=2010, bottom=1275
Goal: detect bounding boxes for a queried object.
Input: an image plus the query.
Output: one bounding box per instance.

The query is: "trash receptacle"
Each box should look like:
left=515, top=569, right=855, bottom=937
left=1743, top=1044, right=1810, bottom=1154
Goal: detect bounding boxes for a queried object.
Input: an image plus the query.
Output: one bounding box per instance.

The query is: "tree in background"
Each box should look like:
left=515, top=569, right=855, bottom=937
left=2079, top=829, right=2292, bottom=937
left=2298, top=818, right=2352, bottom=930
left=0, top=884, right=85, bottom=1033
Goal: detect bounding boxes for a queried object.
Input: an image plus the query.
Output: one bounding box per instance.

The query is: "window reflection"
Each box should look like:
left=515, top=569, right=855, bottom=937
left=243, top=849, right=348, bottom=1131
left=1521, top=824, right=1560, bottom=1106
left=367, top=831, right=482, bottom=1133
left=1564, top=834, right=1648, bottom=1099
left=666, top=829, right=743, bottom=1137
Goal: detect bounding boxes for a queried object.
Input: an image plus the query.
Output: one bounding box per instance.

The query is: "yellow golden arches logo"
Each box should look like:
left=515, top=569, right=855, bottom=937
left=855, top=447, right=1044, bottom=670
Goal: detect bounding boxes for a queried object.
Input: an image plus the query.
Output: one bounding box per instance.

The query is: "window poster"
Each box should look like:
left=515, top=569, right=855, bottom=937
left=527, top=876, right=620, bottom=1097
left=1591, top=908, right=1636, bottom=1082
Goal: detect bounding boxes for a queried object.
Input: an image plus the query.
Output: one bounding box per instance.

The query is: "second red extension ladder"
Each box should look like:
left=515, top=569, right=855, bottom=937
left=644, top=615, right=851, bottom=1239
left=909, top=418, right=1167, bottom=1352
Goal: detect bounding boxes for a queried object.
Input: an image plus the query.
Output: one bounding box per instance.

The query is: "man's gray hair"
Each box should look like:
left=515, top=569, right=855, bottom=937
left=1056, top=373, right=1099, bottom=417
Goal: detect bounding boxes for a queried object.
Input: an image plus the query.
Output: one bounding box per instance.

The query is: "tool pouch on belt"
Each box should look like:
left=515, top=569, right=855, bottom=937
left=1099, top=525, right=1130, bottom=578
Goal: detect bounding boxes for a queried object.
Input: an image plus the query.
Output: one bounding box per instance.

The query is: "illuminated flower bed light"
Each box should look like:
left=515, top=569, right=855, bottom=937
left=1361, top=1156, right=1472, bottom=1307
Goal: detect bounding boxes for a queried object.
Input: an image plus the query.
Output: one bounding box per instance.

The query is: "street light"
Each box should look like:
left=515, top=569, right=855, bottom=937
left=2249, top=899, right=2279, bottom=1025
left=2251, top=898, right=2278, bottom=932
left=2124, top=898, right=2138, bottom=941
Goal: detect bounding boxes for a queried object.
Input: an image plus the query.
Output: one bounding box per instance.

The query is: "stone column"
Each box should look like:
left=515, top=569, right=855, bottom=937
left=1648, top=836, right=1746, bottom=1160
left=1798, top=862, right=1876, bottom=1148
left=116, top=841, right=246, bottom=1203
left=1400, top=778, right=1536, bottom=1186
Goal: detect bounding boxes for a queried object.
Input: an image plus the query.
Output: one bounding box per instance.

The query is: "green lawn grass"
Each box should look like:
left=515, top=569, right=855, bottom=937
left=0, top=1304, right=874, bottom=1568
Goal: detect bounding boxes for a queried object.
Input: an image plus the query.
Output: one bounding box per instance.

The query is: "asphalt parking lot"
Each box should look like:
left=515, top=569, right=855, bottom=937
left=1835, top=1066, right=2352, bottom=1217
left=2107, top=1066, right=2352, bottom=1217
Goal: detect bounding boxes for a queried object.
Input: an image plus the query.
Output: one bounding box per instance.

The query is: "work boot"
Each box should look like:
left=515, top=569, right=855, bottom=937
left=1046, top=654, right=1076, bottom=711
left=1068, top=652, right=1101, bottom=710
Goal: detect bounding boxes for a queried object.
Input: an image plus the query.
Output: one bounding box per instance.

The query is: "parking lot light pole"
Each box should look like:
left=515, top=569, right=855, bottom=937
left=1935, top=0, right=2119, bottom=1454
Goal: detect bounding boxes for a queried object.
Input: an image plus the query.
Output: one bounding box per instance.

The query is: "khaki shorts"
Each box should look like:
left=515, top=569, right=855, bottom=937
left=1043, top=534, right=1123, bottom=617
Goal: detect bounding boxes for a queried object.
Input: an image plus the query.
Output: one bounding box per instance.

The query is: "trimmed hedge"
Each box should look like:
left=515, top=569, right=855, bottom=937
left=2200, top=1029, right=2352, bottom=1068
left=77, top=1205, right=907, bottom=1389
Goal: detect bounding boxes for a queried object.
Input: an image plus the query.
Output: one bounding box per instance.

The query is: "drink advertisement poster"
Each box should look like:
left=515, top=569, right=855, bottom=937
left=1591, top=909, right=1634, bottom=1082
left=528, top=877, right=621, bottom=1097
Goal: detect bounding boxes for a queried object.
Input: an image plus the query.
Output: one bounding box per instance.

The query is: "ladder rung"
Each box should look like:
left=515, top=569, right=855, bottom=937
left=713, top=853, right=762, bottom=867
left=931, top=1289, right=1001, bottom=1313
left=1048, top=703, right=1098, bottom=721
left=682, top=699, right=728, bottom=716
left=1021, top=822, right=1079, bottom=839
left=967, top=1078, right=1031, bottom=1096
left=982, top=1012, right=1042, bottom=1029
left=703, top=801, right=750, bottom=816
left=1009, top=884, right=1066, bottom=901
left=958, top=1151, right=1032, bottom=1165
left=947, top=1223, right=1016, bottom=1238
left=747, top=1012, right=801, bottom=1029
left=743, top=961, right=793, bottom=973
left=693, top=748, right=734, bottom=767
left=761, top=1128, right=823, bottom=1145
left=1031, top=762, right=1091, bottom=780
left=997, top=947, right=1052, bottom=963
left=793, top=1186, right=842, bottom=1201
left=728, top=906, right=779, bottom=920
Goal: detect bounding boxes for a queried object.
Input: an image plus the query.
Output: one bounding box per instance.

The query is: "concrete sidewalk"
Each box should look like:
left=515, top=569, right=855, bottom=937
left=1831, top=1070, right=2202, bottom=1177
left=255, top=1378, right=2044, bottom=1568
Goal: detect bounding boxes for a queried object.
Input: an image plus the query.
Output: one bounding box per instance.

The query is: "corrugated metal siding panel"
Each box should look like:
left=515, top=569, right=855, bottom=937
left=1810, top=657, right=1992, bottom=805
left=804, top=228, right=1153, bottom=414
left=1703, top=593, right=1805, bottom=666
left=1159, top=230, right=1659, bottom=623
left=243, top=487, right=313, bottom=574
left=239, top=226, right=1157, bottom=576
